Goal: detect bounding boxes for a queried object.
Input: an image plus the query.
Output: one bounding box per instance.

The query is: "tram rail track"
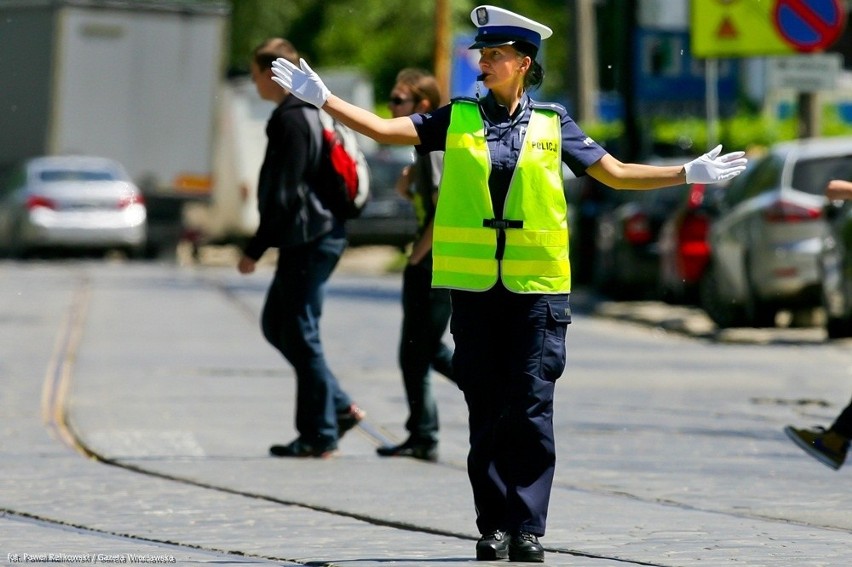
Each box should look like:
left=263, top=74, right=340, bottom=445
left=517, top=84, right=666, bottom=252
left=4, top=266, right=847, bottom=566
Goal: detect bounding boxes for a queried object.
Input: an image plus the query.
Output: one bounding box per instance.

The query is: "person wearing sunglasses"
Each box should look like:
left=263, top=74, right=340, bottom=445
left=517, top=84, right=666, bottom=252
left=269, top=5, right=747, bottom=562
left=376, top=68, right=455, bottom=463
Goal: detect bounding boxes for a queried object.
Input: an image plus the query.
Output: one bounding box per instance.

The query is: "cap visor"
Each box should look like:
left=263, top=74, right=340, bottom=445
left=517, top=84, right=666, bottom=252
left=469, top=39, right=515, bottom=49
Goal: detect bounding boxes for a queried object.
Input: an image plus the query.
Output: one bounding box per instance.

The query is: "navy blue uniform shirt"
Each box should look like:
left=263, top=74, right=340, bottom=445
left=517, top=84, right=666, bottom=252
left=411, top=92, right=607, bottom=218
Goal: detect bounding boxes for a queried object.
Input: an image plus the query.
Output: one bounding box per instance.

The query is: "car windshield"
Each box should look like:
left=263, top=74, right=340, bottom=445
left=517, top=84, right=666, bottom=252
left=791, top=156, right=852, bottom=196
left=39, top=169, right=117, bottom=182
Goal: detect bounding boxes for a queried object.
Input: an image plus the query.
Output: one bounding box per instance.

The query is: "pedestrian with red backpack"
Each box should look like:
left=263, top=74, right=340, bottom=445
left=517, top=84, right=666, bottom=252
left=238, top=38, right=364, bottom=458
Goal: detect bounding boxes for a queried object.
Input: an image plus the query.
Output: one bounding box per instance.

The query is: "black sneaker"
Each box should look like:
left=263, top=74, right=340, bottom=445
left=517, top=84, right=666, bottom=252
left=784, top=425, right=850, bottom=470
left=475, top=529, right=509, bottom=561
left=337, top=404, right=366, bottom=438
left=376, top=438, right=438, bottom=462
left=269, top=439, right=336, bottom=458
left=509, top=532, right=544, bottom=563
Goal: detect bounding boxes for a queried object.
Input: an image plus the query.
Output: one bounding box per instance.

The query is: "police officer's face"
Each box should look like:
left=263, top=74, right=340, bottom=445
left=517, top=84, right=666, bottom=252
left=478, top=46, right=528, bottom=88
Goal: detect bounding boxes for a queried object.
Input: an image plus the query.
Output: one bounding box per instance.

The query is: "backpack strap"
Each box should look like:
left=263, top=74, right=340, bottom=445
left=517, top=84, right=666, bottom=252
left=301, top=107, right=323, bottom=176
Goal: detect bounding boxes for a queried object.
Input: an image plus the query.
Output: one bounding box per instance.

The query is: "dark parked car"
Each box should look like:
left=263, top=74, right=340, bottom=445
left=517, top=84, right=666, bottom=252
left=819, top=197, right=852, bottom=339
left=592, top=158, right=692, bottom=299
left=658, top=181, right=726, bottom=304
left=345, top=148, right=417, bottom=249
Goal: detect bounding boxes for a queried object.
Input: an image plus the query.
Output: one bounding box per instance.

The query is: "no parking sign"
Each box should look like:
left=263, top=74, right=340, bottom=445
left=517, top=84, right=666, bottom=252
left=691, top=0, right=846, bottom=58
left=774, top=0, right=845, bottom=52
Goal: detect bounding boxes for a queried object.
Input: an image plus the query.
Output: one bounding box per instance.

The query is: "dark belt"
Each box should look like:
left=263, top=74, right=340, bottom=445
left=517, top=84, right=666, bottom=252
left=482, top=218, right=523, bottom=229
left=483, top=218, right=523, bottom=260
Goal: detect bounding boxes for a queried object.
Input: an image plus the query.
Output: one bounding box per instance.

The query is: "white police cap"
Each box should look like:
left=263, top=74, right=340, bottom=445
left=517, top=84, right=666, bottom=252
left=469, top=5, right=553, bottom=52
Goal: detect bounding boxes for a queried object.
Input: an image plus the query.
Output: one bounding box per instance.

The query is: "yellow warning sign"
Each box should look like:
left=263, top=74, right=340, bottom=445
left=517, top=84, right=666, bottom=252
left=691, top=0, right=797, bottom=58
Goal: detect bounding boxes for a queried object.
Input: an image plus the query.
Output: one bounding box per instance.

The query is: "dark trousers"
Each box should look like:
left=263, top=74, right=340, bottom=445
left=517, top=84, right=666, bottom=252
left=261, top=233, right=351, bottom=447
left=450, top=287, right=571, bottom=537
left=399, top=263, right=454, bottom=444
left=831, top=397, right=852, bottom=438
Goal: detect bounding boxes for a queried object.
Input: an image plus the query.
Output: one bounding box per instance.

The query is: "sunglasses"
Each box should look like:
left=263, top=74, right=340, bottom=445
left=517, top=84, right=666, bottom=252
left=389, top=96, right=413, bottom=106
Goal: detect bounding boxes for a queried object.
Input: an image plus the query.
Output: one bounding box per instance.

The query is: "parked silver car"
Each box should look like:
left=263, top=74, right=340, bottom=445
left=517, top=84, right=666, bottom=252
left=0, top=155, right=147, bottom=257
left=700, top=137, right=852, bottom=328
left=819, top=197, right=852, bottom=338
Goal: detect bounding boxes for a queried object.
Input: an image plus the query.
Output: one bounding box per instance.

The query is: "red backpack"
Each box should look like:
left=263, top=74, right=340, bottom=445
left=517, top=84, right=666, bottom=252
left=304, top=108, right=370, bottom=220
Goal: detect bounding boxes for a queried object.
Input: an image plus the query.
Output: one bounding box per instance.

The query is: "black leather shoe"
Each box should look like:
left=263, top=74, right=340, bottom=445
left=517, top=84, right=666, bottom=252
left=475, top=529, right=509, bottom=561
left=509, top=532, right=544, bottom=563
left=337, top=404, right=366, bottom=438
left=376, top=439, right=438, bottom=462
left=269, top=439, right=336, bottom=458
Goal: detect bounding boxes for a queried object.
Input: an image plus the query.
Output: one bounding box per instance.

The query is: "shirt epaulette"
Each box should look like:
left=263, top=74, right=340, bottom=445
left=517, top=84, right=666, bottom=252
left=529, top=100, right=567, bottom=115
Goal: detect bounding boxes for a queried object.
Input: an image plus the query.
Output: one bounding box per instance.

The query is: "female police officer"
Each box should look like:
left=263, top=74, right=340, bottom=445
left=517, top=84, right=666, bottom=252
left=270, top=5, right=747, bottom=562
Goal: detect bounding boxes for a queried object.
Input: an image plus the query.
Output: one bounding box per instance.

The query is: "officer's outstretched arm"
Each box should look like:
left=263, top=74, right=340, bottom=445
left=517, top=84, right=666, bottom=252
left=827, top=179, right=852, bottom=201
left=587, top=145, right=747, bottom=190
left=271, top=57, right=419, bottom=146
left=587, top=154, right=686, bottom=190
left=325, top=95, right=420, bottom=145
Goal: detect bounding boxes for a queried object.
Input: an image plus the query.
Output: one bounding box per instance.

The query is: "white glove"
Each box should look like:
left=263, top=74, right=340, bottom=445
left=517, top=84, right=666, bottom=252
left=270, top=58, right=330, bottom=109
left=683, top=144, right=748, bottom=184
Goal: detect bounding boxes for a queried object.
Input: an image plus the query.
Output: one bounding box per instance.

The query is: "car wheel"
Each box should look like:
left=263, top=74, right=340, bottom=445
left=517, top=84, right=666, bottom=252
left=8, top=219, right=29, bottom=259
left=825, top=315, right=852, bottom=339
left=592, top=249, right=618, bottom=297
left=699, top=262, right=747, bottom=329
left=744, top=292, right=777, bottom=328
left=824, top=269, right=852, bottom=339
left=658, top=274, right=683, bottom=305
left=821, top=242, right=852, bottom=339
left=743, top=255, right=777, bottom=328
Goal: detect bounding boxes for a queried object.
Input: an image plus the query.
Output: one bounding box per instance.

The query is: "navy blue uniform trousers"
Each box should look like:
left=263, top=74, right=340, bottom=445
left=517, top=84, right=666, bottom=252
left=450, top=286, right=571, bottom=537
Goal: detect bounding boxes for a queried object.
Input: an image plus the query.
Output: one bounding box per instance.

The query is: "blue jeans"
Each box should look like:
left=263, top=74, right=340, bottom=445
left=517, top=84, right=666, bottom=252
left=261, top=233, right=351, bottom=447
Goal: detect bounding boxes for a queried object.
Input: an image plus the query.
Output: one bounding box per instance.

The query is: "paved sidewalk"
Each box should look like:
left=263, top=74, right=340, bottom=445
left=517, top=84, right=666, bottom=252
left=3, top=259, right=852, bottom=566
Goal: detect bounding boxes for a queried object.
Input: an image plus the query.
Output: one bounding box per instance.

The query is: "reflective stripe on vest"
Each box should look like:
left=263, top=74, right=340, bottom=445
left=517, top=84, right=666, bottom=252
left=432, top=100, right=570, bottom=293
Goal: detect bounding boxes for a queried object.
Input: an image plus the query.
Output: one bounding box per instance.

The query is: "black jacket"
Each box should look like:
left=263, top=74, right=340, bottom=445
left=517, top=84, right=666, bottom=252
left=243, top=95, right=336, bottom=260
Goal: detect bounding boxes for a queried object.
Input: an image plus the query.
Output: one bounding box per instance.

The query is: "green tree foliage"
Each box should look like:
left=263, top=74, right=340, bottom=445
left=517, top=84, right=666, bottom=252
left=312, top=1, right=455, bottom=101
left=227, top=0, right=571, bottom=103
left=651, top=106, right=852, bottom=154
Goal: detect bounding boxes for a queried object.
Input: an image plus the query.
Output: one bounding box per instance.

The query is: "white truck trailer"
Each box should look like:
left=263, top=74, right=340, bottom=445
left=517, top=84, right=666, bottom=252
left=0, top=0, right=229, bottom=256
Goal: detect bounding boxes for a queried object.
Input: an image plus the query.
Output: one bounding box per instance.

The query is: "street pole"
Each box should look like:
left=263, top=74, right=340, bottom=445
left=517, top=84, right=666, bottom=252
left=798, top=92, right=820, bottom=139
left=434, top=0, right=451, bottom=105
left=622, top=0, right=642, bottom=161
left=705, top=58, right=719, bottom=148
left=575, top=0, right=599, bottom=123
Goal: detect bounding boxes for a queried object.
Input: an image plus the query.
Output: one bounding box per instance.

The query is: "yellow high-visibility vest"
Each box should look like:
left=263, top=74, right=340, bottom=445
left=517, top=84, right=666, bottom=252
left=432, top=100, right=570, bottom=293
